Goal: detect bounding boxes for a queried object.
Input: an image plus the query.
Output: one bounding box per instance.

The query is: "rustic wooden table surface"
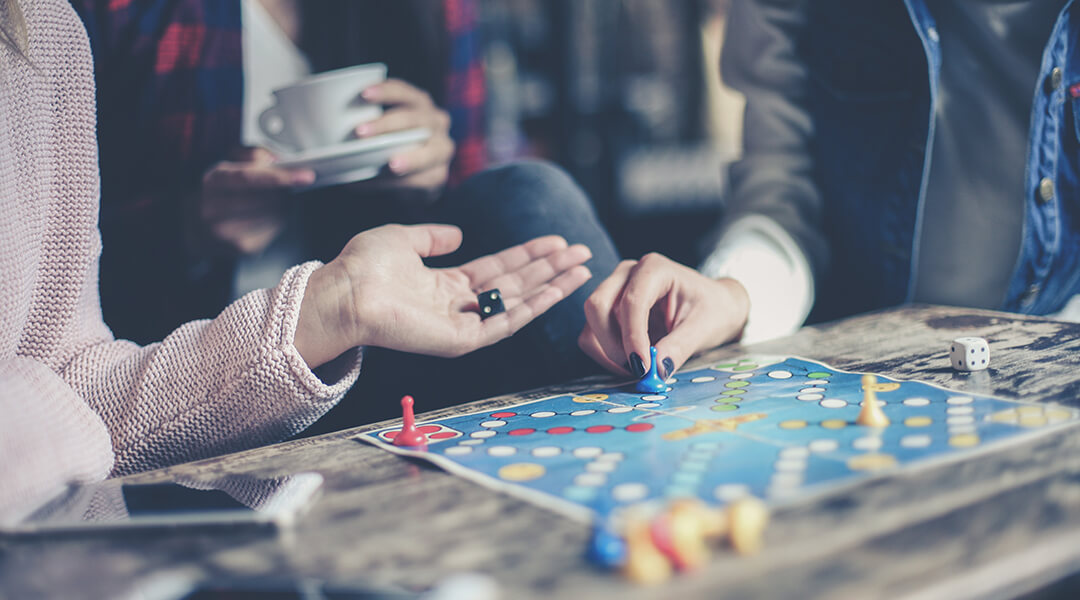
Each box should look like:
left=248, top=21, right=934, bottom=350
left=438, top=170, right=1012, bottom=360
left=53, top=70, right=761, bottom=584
left=4, top=304, right=1080, bottom=600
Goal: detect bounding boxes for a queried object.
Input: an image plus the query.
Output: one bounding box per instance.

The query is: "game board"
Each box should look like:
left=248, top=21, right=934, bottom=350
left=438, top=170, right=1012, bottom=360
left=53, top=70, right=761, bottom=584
left=357, top=355, right=1079, bottom=523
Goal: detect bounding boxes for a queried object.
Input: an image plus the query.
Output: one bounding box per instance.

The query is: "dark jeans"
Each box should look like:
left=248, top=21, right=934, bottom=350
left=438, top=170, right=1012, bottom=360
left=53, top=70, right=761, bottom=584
left=301, top=160, right=621, bottom=435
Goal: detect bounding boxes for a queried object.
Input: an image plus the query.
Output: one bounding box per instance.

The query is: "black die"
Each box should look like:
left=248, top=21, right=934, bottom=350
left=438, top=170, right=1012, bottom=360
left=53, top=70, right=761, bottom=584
left=478, top=289, right=505, bottom=320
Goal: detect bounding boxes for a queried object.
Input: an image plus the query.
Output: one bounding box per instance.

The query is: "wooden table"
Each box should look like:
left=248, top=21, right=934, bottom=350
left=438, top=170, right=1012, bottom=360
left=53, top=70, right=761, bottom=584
left=5, top=304, right=1080, bottom=599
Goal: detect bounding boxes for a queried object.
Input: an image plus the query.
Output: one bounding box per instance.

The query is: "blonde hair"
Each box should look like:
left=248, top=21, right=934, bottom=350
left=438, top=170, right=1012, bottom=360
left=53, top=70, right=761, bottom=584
left=0, top=0, right=28, bottom=58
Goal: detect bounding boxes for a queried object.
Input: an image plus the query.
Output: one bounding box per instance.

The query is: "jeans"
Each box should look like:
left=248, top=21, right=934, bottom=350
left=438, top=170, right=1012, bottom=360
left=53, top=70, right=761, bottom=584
left=301, top=160, right=620, bottom=435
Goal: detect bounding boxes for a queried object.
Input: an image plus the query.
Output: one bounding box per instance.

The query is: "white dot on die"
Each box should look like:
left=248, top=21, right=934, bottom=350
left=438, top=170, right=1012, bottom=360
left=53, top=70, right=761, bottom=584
left=573, top=446, right=603, bottom=459
left=820, top=399, right=848, bottom=409
left=768, top=370, right=793, bottom=379
left=487, top=446, right=516, bottom=457
left=530, top=411, right=557, bottom=418
left=903, top=397, right=931, bottom=407
left=480, top=420, right=507, bottom=428
left=612, top=483, right=649, bottom=502
left=570, top=409, right=596, bottom=417
left=470, top=430, right=496, bottom=439
left=532, top=446, right=562, bottom=457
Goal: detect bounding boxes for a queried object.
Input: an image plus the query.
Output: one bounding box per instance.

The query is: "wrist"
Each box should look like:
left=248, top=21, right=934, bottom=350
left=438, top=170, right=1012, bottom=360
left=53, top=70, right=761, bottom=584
left=294, top=262, right=358, bottom=368
left=712, top=277, right=751, bottom=341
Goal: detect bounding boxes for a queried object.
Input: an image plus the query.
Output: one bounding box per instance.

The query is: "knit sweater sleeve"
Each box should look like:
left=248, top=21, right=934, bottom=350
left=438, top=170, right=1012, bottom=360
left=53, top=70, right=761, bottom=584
left=60, top=259, right=362, bottom=476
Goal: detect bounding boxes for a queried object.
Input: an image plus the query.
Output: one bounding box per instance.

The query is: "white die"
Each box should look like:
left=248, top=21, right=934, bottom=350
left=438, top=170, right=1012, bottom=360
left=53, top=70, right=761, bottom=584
left=950, top=337, right=990, bottom=371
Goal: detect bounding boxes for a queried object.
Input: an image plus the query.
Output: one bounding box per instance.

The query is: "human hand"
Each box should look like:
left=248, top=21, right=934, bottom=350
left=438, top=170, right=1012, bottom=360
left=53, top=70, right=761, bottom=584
left=200, top=147, right=316, bottom=255
left=577, top=253, right=750, bottom=379
left=294, top=224, right=593, bottom=368
left=352, top=79, right=455, bottom=193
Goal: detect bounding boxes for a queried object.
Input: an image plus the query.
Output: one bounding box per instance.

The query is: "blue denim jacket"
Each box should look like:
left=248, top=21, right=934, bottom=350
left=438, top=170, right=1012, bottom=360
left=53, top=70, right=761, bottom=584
left=723, top=0, right=1080, bottom=322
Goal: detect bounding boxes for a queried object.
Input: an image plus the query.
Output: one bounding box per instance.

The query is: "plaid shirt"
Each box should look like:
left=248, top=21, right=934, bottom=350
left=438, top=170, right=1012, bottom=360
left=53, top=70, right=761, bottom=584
left=71, top=0, right=487, bottom=222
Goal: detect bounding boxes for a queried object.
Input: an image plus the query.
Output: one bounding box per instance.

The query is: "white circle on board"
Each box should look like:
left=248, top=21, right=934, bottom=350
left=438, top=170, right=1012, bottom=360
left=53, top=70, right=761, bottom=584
left=665, top=377, right=678, bottom=384
left=680, top=460, right=709, bottom=472
left=640, top=395, right=667, bottom=401
left=691, top=441, right=721, bottom=451
left=859, top=400, right=887, bottom=408
left=597, top=452, right=626, bottom=462
left=729, top=373, right=754, bottom=380
left=445, top=446, right=473, bottom=456
left=779, top=446, right=810, bottom=460
left=480, top=420, right=507, bottom=428
left=586, top=461, right=616, bottom=473
left=947, top=415, right=975, bottom=426
left=636, top=402, right=662, bottom=409
left=575, top=473, right=607, bottom=487
left=487, top=446, right=516, bottom=457
left=797, top=394, right=824, bottom=402
left=768, top=370, right=793, bottom=379
left=530, top=411, right=557, bottom=418
left=947, top=396, right=974, bottom=405
left=612, top=482, right=649, bottom=502
left=470, top=430, right=496, bottom=439
left=901, top=435, right=932, bottom=448
left=714, top=484, right=750, bottom=502
left=947, top=406, right=974, bottom=415
left=853, top=437, right=883, bottom=451
left=903, top=397, right=931, bottom=407
left=608, top=406, right=633, bottom=414
left=459, top=439, right=484, bottom=446
left=691, top=376, right=716, bottom=383
left=771, top=472, right=803, bottom=487
left=949, top=424, right=977, bottom=434
left=774, top=458, right=807, bottom=472
left=570, top=409, right=596, bottom=417
left=820, top=399, right=848, bottom=409
left=531, top=446, right=561, bottom=457
left=573, top=446, right=603, bottom=459
left=799, top=386, right=826, bottom=394
left=809, top=439, right=839, bottom=453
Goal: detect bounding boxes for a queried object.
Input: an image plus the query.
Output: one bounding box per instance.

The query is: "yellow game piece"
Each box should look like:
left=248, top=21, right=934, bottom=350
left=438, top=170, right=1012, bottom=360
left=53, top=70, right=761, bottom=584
left=664, top=501, right=713, bottom=570
left=856, top=374, right=890, bottom=427
left=622, top=516, right=674, bottom=585
left=726, top=496, right=769, bottom=555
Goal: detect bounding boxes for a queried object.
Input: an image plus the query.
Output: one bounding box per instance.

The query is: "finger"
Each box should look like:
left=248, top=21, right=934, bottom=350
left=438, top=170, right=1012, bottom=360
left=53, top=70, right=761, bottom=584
left=480, top=244, right=592, bottom=297
left=229, top=146, right=277, bottom=164
left=473, top=265, right=592, bottom=348
left=616, top=254, right=674, bottom=375
left=360, top=78, right=435, bottom=108
left=653, top=322, right=709, bottom=381
left=387, top=135, right=455, bottom=176
left=362, top=165, right=449, bottom=192
left=204, top=161, right=314, bottom=190
left=578, top=328, right=628, bottom=375
left=582, top=261, right=637, bottom=373
left=398, top=223, right=464, bottom=258
left=457, top=235, right=569, bottom=287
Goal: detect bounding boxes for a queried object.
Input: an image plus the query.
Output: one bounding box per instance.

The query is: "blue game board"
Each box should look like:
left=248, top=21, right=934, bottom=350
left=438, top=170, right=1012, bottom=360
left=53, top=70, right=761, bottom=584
left=357, top=356, right=1078, bottom=523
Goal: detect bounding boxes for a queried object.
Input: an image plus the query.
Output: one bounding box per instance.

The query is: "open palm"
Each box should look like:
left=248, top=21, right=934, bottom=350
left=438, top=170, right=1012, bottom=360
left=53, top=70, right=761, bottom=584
left=332, top=224, right=592, bottom=358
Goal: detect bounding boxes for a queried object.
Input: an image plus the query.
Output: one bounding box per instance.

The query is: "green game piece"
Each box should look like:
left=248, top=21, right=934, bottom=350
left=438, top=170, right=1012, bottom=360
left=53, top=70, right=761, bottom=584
left=721, top=389, right=746, bottom=396
left=711, top=404, right=738, bottom=412
left=807, top=372, right=831, bottom=379
left=725, top=381, right=750, bottom=389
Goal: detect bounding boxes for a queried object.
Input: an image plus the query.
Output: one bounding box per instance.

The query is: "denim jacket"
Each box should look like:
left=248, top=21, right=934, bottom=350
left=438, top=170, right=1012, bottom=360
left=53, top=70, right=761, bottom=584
left=720, top=0, right=1080, bottom=322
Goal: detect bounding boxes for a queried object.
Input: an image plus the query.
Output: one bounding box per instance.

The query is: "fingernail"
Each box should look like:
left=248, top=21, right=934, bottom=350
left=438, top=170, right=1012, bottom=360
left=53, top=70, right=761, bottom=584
left=292, top=170, right=316, bottom=185
left=389, top=158, right=407, bottom=173
left=662, top=357, right=675, bottom=379
left=629, top=353, right=645, bottom=378
left=355, top=124, right=373, bottom=137
left=361, top=87, right=379, bottom=101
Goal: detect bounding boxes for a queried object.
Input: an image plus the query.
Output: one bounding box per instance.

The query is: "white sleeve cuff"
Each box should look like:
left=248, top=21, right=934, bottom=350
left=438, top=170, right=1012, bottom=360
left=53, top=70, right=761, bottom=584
left=699, top=215, right=814, bottom=344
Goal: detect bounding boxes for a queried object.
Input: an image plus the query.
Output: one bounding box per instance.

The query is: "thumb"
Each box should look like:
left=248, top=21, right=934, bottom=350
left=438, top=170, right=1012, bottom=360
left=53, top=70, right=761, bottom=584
left=401, top=224, right=463, bottom=258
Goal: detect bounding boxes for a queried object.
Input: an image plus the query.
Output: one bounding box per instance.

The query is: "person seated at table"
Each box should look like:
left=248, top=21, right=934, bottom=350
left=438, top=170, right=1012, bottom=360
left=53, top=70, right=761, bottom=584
left=68, top=0, right=620, bottom=429
left=577, top=0, right=1080, bottom=380
left=0, top=0, right=592, bottom=523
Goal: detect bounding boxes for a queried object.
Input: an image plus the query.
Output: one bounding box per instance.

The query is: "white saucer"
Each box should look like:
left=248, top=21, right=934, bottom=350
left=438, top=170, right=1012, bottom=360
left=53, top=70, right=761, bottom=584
left=277, top=128, right=431, bottom=190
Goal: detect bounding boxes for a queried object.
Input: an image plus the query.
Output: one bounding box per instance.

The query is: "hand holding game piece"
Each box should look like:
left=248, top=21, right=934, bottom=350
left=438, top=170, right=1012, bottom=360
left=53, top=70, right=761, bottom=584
left=950, top=336, right=990, bottom=371
left=635, top=346, right=667, bottom=393
left=578, top=253, right=749, bottom=379
left=293, top=224, right=592, bottom=368
left=726, top=496, right=769, bottom=556
left=856, top=374, right=891, bottom=427
left=393, top=395, right=427, bottom=448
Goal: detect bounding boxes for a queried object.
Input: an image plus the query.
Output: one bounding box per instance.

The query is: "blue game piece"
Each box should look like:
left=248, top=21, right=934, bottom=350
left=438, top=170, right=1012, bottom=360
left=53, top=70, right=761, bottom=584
left=587, top=523, right=627, bottom=569
left=635, top=346, right=667, bottom=393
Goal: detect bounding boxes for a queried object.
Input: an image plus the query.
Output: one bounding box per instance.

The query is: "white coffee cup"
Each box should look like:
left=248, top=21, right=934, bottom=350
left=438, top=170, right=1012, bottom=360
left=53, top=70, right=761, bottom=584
left=258, top=63, right=387, bottom=152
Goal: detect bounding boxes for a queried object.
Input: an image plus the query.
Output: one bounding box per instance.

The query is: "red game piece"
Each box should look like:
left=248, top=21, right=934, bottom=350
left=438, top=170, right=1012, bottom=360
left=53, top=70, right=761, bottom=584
left=393, top=395, right=428, bottom=448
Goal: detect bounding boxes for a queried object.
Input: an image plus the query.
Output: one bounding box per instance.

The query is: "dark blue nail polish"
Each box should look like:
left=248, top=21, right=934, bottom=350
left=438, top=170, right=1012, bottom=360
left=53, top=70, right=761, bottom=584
left=629, top=353, right=645, bottom=378
left=662, top=357, right=675, bottom=379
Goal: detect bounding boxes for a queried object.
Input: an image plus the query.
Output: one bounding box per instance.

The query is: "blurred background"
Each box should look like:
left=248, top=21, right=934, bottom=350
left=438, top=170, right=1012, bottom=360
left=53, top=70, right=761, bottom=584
left=477, top=0, right=743, bottom=265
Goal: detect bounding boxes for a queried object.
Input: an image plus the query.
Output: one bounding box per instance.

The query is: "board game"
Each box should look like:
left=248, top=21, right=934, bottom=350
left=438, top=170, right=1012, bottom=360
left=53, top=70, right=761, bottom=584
left=357, top=355, right=1078, bottom=523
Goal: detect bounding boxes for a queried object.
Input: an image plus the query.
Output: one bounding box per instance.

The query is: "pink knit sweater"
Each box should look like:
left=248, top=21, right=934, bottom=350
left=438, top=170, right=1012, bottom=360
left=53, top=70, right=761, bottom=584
left=0, top=0, right=361, bottom=524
